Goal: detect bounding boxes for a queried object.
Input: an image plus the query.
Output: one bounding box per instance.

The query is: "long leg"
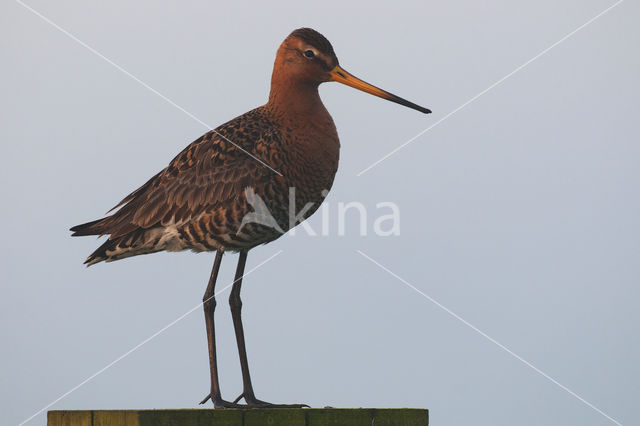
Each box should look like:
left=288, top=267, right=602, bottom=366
left=229, top=250, right=257, bottom=401
left=229, top=250, right=308, bottom=408
left=199, top=250, right=240, bottom=408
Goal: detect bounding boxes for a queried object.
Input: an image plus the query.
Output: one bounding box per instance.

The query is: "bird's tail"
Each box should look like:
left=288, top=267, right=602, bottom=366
left=71, top=219, right=166, bottom=265
left=83, top=238, right=119, bottom=266
left=70, top=217, right=111, bottom=237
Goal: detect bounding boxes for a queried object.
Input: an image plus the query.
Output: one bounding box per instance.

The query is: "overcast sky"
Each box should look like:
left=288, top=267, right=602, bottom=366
left=2, top=1, right=638, bottom=425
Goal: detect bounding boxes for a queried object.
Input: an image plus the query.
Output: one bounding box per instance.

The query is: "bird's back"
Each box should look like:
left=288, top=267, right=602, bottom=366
left=71, top=105, right=340, bottom=265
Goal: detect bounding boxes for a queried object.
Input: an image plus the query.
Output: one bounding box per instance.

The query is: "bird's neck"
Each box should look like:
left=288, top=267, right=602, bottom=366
left=267, top=76, right=327, bottom=120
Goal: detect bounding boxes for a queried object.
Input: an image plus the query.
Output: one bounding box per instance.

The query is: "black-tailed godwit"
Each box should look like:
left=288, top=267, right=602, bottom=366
left=71, top=28, right=430, bottom=408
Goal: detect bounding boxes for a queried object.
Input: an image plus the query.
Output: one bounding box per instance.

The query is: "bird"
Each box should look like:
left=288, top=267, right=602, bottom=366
left=70, top=28, right=430, bottom=408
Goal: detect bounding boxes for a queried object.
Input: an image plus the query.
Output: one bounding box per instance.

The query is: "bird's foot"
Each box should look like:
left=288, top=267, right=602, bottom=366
left=200, top=391, right=309, bottom=409
left=233, top=392, right=309, bottom=408
left=199, top=393, right=245, bottom=409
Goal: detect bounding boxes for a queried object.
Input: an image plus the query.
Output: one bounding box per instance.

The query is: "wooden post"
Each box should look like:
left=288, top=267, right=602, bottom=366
left=48, top=408, right=428, bottom=426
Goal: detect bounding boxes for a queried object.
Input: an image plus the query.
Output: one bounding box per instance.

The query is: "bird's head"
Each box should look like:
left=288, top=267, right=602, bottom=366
left=273, top=28, right=430, bottom=114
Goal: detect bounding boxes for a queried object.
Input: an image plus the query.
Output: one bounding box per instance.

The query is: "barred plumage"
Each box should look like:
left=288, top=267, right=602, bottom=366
left=71, top=106, right=339, bottom=265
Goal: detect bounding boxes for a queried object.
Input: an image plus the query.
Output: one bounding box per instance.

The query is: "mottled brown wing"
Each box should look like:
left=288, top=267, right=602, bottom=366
left=105, top=129, right=276, bottom=239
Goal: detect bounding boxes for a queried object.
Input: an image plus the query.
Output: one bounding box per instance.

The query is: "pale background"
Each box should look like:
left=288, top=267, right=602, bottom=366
left=1, top=1, right=638, bottom=425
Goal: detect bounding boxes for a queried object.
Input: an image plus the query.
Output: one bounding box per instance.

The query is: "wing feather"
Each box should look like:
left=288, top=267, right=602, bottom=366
left=100, top=109, right=279, bottom=239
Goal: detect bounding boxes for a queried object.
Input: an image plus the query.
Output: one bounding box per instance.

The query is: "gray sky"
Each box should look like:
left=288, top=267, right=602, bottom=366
left=2, top=1, right=638, bottom=425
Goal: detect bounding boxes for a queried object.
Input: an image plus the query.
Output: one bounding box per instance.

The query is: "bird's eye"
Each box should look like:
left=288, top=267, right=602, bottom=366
left=303, top=49, right=315, bottom=58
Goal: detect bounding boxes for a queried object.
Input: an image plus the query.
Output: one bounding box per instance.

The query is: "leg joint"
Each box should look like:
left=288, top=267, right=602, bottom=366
left=203, top=294, right=217, bottom=308
left=229, top=292, right=242, bottom=310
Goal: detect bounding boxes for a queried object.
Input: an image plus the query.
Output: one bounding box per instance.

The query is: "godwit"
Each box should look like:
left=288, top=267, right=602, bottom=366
left=71, top=28, right=430, bottom=408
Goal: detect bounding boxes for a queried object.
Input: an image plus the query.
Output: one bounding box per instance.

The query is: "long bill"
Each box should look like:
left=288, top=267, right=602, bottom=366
left=329, top=65, right=431, bottom=114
